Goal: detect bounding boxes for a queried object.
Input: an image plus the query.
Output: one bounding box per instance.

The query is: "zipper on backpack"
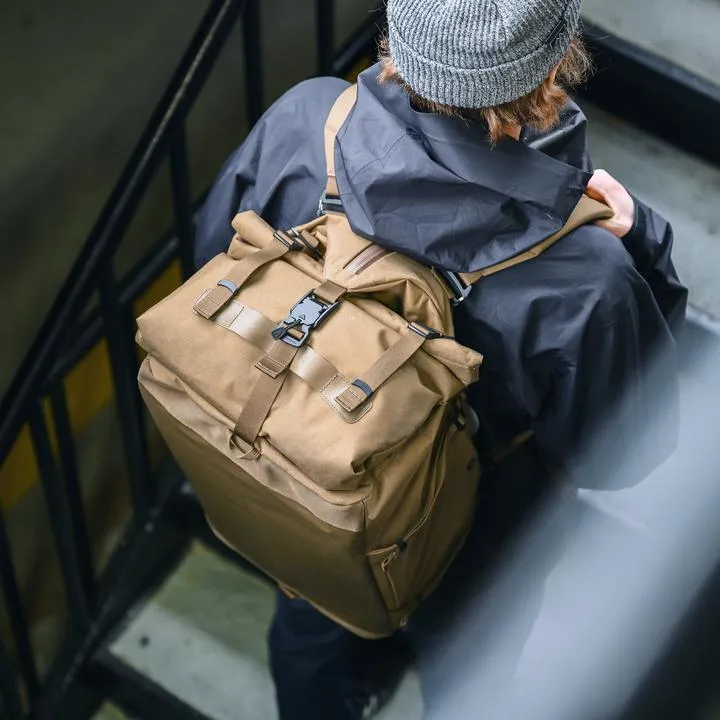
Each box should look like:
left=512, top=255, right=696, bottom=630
left=381, top=539, right=407, bottom=571
left=379, top=416, right=458, bottom=574
left=345, top=245, right=390, bottom=275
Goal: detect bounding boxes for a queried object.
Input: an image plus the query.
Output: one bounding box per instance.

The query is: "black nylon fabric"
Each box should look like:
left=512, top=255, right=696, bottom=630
left=195, top=64, right=687, bottom=490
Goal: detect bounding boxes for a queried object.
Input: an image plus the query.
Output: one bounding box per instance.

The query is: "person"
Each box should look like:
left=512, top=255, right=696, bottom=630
left=194, top=0, right=688, bottom=717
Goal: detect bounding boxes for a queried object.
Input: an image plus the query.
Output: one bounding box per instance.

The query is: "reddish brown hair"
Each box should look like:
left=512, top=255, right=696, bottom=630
left=378, top=36, right=593, bottom=144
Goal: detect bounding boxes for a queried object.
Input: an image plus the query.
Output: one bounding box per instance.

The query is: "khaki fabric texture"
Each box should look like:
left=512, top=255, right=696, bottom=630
left=136, top=84, right=607, bottom=637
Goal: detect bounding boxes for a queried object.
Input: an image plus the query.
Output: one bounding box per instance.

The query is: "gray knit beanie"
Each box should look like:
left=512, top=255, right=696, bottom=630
left=386, top=0, right=583, bottom=108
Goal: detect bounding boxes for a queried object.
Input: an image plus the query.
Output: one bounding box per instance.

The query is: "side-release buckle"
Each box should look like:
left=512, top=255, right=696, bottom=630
left=408, top=321, right=443, bottom=340
left=438, top=269, right=472, bottom=306
left=271, top=291, right=340, bottom=347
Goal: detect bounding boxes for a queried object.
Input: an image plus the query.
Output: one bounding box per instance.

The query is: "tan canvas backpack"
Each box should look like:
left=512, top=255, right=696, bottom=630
left=136, top=85, right=612, bottom=638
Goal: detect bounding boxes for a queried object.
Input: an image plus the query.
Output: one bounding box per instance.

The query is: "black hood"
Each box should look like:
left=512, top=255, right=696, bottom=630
left=334, top=64, right=593, bottom=273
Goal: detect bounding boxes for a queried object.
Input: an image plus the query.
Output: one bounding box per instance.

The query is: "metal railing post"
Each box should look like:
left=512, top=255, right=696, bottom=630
left=97, top=261, right=152, bottom=519
left=29, top=405, right=91, bottom=632
left=49, top=382, right=97, bottom=612
left=316, top=0, right=336, bottom=76
left=242, top=0, right=264, bottom=126
left=169, top=125, right=196, bottom=280
left=0, top=515, right=39, bottom=702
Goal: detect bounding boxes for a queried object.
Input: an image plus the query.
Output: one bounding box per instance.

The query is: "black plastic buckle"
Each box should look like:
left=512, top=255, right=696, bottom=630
left=438, top=270, right=472, bottom=306
left=317, top=192, right=344, bottom=217
left=408, top=321, right=443, bottom=340
left=272, top=291, right=340, bottom=347
left=273, top=230, right=304, bottom=251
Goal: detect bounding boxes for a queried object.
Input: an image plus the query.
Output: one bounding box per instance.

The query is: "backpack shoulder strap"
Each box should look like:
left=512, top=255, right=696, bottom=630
left=458, top=195, right=614, bottom=288
left=324, top=84, right=358, bottom=199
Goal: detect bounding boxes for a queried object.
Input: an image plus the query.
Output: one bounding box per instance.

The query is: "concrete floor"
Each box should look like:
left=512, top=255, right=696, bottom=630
left=583, top=0, right=720, bottom=85
left=108, top=543, right=423, bottom=720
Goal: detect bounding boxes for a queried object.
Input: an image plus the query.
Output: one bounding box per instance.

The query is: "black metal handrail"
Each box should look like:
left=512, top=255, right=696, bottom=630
left=0, top=1, right=382, bottom=716
left=0, top=0, right=258, bottom=468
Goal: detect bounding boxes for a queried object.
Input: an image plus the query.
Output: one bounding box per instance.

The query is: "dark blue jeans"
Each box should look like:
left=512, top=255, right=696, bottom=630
left=269, top=449, right=564, bottom=720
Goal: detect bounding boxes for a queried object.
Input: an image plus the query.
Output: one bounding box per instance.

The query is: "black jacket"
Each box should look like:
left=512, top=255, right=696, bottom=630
left=195, top=65, right=687, bottom=490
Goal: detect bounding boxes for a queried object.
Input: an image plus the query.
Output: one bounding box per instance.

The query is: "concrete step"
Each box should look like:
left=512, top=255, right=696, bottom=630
left=583, top=0, right=720, bottom=86
left=109, top=542, right=423, bottom=720
left=583, top=101, right=720, bottom=321
left=92, top=702, right=129, bottom=720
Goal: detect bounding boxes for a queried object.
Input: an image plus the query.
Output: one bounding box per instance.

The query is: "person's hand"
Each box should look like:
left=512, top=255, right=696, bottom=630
left=586, top=169, right=635, bottom=238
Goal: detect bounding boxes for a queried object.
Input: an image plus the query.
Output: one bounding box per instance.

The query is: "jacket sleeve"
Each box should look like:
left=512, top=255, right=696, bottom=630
left=193, top=138, right=260, bottom=269
left=523, top=227, right=685, bottom=490
left=622, top=198, right=688, bottom=338
left=193, top=77, right=348, bottom=269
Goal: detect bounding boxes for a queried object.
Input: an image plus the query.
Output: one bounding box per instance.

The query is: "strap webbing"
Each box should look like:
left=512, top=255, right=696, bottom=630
left=215, top=299, right=343, bottom=390
left=324, top=85, right=358, bottom=199
left=234, top=340, right=300, bottom=444
left=313, top=279, right=347, bottom=304
left=458, top=195, right=614, bottom=287
left=336, top=326, right=427, bottom=413
left=194, top=240, right=290, bottom=319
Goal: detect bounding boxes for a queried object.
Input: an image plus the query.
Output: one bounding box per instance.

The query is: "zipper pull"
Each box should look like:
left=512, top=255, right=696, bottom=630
left=381, top=547, right=399, bottom=571
left=381, top=540, right=407, bottom=571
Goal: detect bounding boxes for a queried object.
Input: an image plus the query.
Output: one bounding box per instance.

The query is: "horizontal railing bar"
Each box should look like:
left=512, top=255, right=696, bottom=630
left=0, top=636, right=23, bottom=720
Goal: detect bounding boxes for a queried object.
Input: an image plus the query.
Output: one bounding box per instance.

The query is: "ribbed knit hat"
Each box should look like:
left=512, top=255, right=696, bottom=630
left=386, top=0, right=583, bottom=108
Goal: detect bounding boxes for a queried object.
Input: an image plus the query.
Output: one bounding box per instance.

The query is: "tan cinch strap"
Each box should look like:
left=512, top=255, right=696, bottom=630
left=335, top=323, right=430, bottom=413
left=324, top=84, right=358, bottom=199
left=194, top=214, right=303, bottom=320
left=228, top=279, right=349, bottom=445
left=233, top=339, right=301, bottom=445
left=458, top=195, right=614, bottom=287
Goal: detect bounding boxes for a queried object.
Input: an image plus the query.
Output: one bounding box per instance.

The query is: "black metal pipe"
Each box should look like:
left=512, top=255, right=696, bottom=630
left=88, top=652, right=216, bottom=720
left=0, top=0, right=246, bottom=468
left=242, top=0, right=264, bottom=126
left=28, top=405, right=90, bottom=633
left=47, top=234, right=181, bottom=387
left=0, top=637, right=24, bottom=720
left=169, top=125, right=196, bottom=280
left=49, top=383, right=97, bottom=613
left=97, top=261, right=152, bottom=518
left=332, top=4, right=384, bottom=79
left=316, top=0, right=336, bottom=76
left=0, top=514, right=39, bottom=702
